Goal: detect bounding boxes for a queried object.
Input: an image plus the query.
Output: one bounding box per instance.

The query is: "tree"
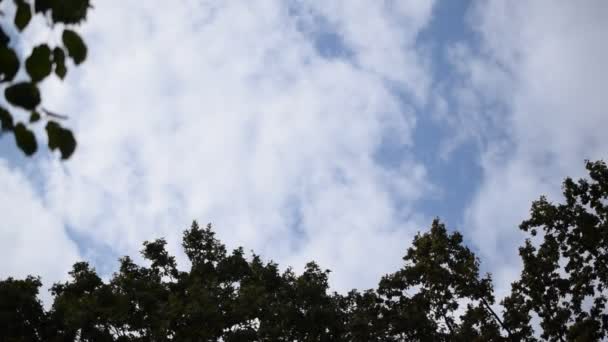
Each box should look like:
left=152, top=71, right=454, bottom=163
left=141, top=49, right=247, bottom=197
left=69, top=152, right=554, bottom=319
left=1, top=161, right=607, bottom=340
left=377, top=219, right=507, bottom=341
left=503, top=160, right=608, bottom=341
left=0, top=0, right=91, bottom=159
left=0, top=276, right=47, bottom=341
left=38, top=222, right=345, bottom=341
left=0, top=221, right=508, bottom=341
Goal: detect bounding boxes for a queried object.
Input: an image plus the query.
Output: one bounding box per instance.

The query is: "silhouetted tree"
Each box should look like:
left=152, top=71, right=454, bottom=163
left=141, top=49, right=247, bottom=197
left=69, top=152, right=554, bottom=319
left=503, top=160, right=608, bottom=341
left=0, top=276, right=47, bottom=340
left=1, top=161, right=607, bottom=340
left=0, top=0, right=91, bottom=158
left=33, top=223, right=345, bottom=341
left=377, top=219, right=507, bottom=341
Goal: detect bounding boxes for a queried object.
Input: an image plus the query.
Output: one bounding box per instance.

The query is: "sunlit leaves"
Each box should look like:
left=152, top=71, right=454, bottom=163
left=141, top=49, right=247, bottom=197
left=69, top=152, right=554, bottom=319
left=46, top=121, right=76, bottom=159
left=62, top=29, right=87, bottom=65
left=26, top=45, right=52, bottom=82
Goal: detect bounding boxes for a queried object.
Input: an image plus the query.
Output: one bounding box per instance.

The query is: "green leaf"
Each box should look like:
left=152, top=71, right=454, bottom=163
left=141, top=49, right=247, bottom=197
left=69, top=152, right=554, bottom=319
left=5, top=82, right=41, bottom=110
left=0, top=46, right=19, bottom=82
left=0, top=27, right=9, bottom=46
left=53, top=47, right=67, bottom=79
left=14, top=123, right=37, bottom=155
left=26, top=44, right=53, bottom=82
left=46, top=121, right=76, bottom=159
left=14, top=0, right=32, bottom=31
left=35, top=0, right=53, bottom=13
left=0, top=106, right=14, bottom=131
left=52, top=0, right=90, bottom=24
left=30, top=111, right=41, bottom=123
left=62, top=29, right=87, bottom=65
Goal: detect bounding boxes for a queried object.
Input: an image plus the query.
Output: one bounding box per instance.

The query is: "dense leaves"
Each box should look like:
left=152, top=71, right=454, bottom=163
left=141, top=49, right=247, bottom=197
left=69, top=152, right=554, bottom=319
left=0, top=222, right=511, bottom=341
left=1, top=161, right=607, bottom=340
left=0, top=0, right=90, bottom=159
left=0, top=276, right=46, bottom=340
left=503, top=160, right=608, bottom=341
left=377, top=220, right=507, bottom=341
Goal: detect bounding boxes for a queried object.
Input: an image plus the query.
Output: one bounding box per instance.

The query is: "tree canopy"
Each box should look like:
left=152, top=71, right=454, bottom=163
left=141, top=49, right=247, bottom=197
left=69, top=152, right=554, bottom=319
left=1, top=161, right=607, bottom=341
left=502, top=160, right=608, bottom=341
left=0, top=0, right=91, bottom=159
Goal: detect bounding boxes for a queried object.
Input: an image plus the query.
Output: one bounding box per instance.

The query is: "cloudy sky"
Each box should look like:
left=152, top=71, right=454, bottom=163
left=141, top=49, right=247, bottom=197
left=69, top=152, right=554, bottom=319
left=1, top=0, right=607, bottom=302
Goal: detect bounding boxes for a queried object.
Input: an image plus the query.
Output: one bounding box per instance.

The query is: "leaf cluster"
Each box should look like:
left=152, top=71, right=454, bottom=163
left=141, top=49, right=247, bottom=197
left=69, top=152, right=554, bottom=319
left=0, top=0, right=90, bottom=158
left=502, top=160, right=608, bottom=341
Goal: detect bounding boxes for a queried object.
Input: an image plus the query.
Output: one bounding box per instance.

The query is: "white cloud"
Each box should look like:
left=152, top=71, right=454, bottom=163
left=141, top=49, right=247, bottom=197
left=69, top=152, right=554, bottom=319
left=0, top=0, right=437, bottom=293
left=0, top=161, right=80, bottom=303
left=448, top=0, right=608, bottom=297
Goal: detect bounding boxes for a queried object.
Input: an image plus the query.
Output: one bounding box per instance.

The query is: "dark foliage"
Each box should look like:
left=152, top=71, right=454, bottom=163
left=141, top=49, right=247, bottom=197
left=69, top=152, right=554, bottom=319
left=503, top=160, right=608, bottom=341
left=0, top=0, right=90, bottom=159
left=1, top=160, right=607, bottom=340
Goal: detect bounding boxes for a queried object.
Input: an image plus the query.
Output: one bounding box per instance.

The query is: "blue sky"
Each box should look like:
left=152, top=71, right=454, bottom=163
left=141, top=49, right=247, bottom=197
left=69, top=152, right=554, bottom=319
left=1, top=0, right=607, bottom=303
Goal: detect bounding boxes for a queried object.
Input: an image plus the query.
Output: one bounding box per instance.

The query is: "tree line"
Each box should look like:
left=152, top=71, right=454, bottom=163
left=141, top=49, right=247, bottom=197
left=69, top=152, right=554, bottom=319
left=1, top=1, right=607, bottom=341
left=1, top=160, right=607, bottom=341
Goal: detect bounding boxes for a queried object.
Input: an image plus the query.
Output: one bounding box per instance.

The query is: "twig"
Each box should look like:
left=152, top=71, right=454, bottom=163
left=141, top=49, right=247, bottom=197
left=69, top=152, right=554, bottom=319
left=41, top=108, right=69, bottom=120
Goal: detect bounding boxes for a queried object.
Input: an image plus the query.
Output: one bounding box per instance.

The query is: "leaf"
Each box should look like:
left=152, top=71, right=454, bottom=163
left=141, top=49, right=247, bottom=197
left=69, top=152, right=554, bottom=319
left=30, top=111, right=41, bottom=123
left=52, top=0, right=90, bottom=24
left=62, top=29, right=87, bottom=65
left=35, top=0, right=53, bottom=13
left=0, top=46, right=19, bottom=82
left=0, top=106, right=14, bottom=131
left=26, top=44, right=53, bottom=82
left=53, top=47, right=67, bottom=79
left=5, top=82, right=41, bottom=110
left=46, top=121, right=76, bottom=159
left=14, top=0, right=32, bottom=31
left=14, top=123, right=37, bottom=155
left=0, top=27, right=9, bottom=46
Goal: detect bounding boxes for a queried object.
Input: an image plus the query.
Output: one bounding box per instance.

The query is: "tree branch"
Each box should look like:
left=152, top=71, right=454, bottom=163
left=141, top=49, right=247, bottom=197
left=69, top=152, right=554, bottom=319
left=481, top=297, right=514, bottom=340
left=41, top=108, right=69, bottom=120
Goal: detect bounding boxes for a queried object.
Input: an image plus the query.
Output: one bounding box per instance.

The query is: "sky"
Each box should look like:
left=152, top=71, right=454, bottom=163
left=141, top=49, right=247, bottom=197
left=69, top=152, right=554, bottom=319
left=1, top=0, right=607, bottom=305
